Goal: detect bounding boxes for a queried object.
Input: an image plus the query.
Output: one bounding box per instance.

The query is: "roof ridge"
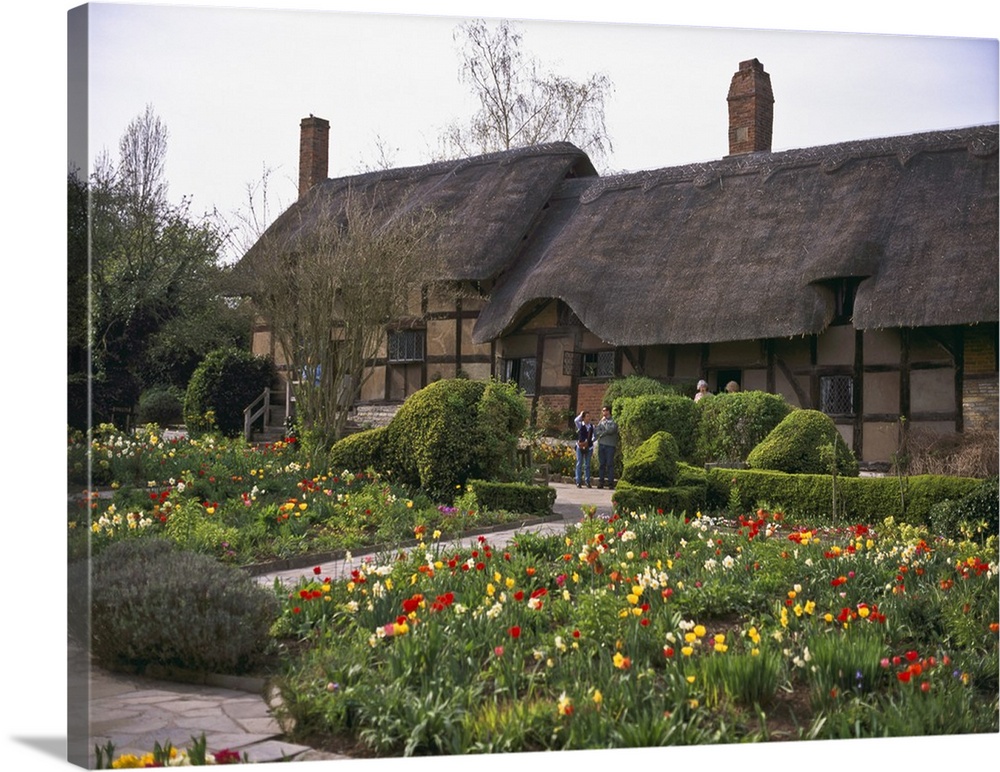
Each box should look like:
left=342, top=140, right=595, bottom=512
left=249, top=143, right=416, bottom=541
left=578, top=123, right=999, bottom=203
left=319, top=142, right=587, bottom=192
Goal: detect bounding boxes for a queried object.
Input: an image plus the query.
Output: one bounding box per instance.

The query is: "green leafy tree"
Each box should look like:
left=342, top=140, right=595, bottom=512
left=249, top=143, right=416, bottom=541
left=183, top=347, right=275, bottom=437
left=85, top=105, right=251, bottom=424
left=68, top=170, right=90, bottom=430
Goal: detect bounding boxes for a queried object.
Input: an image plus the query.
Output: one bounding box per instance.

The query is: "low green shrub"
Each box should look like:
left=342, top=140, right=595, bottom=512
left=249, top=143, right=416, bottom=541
left=138, top=385, right=185, bottom=427
left=747, top=408, right=859, bottom=477
left=90, top=539, right=279, bottom=674
left=467, top=479, right=556, bottom=517
left=621, top=430, right=679, bottom=487
left=929, top=476, right=999, bottom=541
left=675, top=461, right=708, bottom=487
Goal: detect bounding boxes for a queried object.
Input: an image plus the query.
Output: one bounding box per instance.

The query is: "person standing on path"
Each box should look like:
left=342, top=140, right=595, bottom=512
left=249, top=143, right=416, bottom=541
left=575, top=411, right=595, bottom=488
left=594, top=405, right=619, bottom=489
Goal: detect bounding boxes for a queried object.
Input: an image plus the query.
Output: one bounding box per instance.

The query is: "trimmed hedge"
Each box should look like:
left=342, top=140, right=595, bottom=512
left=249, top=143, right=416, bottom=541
left=613, top=461, right=707, bottom=516
left=467, top=479, right=556, bottom=517
left=602, top=374, right=674, bottom=408
left=613, top=482, right=706, bottom=517
left=928, top=476, right=998, bottom=541
left=707, top=467, right=983, bottom=527
left=747, top=409, right=859, bottom=477
left=621, top=430, right=680, bottom=487
left=383, top=378, right=487, bottom=502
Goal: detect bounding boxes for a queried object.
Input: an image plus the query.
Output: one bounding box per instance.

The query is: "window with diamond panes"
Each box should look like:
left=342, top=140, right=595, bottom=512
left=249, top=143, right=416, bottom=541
left=388, top=330, right=425, bottom=363
left=820, top=375, right=854, bottom=415
left=581, top=350, right=616, bottom=378
left=503, top=357, right=536, bottom=395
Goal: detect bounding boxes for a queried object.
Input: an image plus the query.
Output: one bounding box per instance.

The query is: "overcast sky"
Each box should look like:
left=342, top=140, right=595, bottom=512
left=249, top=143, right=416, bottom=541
left=75, top=1, right=999, bottom=261
left=3, top=3, right=1000, bottom=772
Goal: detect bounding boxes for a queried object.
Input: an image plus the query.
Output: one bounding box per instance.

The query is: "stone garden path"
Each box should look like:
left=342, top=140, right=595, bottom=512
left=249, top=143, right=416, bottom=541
left=78, top=482, right=613, bottom=766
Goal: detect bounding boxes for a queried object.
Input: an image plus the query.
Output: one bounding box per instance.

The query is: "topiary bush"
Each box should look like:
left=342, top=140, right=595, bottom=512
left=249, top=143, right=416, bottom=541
left=89, top=539, right=279, bottom=674
left=184, top=347, right=275, bottom=437
left=929, top=476, right=999, bottom=542
left=383, top=379, right=488, bottom=503
left=695, top=391, right=793, bottom=464
left=616, top=394, right=699, bottom=463
left=137, top=385, right=185, bottom=427
left=474, top=379, right=531, bottom=482
left=747, top=409, right=859, bottom=477
left=328, top=426, right=389, bottom=474
left=329, top=379, right=530, bottom=504
left=621, top=431, right=679, bottom=488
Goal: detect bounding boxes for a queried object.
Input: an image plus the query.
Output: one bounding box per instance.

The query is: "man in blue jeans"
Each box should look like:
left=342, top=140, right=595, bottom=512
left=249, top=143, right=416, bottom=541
left=594, top=405, right=619, bottom=489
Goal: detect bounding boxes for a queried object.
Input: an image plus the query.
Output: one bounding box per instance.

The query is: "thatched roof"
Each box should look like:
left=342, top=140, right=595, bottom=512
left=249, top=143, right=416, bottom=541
left=472, top=124, right=999, bottom=345
left=232, top=143, right=596, bottom=290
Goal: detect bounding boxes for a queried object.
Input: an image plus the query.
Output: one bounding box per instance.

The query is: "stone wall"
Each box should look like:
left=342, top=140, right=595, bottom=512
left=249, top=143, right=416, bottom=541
left=351, top=403, right=400, bottom=429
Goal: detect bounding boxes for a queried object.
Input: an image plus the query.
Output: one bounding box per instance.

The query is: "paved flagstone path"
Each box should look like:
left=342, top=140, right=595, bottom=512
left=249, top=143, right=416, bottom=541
left=78, top=481, right=613, bottom=766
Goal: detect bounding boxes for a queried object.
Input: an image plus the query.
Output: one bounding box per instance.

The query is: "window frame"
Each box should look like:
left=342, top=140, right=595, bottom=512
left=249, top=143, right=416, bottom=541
left=502, top=356, right=537, bottom=396
left=819, top=374, right=855, bottom=416
left=387, top=329, right=426, bottom=364
left=580, top=349, right=616, bottom=379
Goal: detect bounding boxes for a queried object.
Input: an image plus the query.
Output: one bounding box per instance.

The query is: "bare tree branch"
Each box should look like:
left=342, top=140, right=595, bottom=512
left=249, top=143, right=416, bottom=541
left=442, top=19, right=613, bottom=165
left=245, top=185, right=442, bottom=446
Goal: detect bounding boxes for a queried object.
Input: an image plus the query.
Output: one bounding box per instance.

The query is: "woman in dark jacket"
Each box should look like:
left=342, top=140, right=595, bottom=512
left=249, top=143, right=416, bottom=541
left=575, top=411, right=595, bottom=488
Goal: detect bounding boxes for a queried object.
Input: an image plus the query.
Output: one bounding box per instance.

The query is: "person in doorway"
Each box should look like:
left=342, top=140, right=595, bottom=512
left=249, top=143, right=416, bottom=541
left=725, top=381, right=741, bottom=393
left=694, top=380, right=711, bottom=401
left=594, top=405, right=619, bottom=489
left=575, top=411, right=595, bottom=488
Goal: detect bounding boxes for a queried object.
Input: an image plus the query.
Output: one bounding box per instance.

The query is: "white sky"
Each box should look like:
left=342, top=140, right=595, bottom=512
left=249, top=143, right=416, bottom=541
left=76, top=1, right=999, bottom=260
left=3, top=2, right=1000, bottom=772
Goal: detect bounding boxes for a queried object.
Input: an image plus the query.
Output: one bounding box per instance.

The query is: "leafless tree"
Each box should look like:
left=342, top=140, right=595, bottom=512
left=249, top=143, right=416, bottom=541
left=441, top=19, right=613, bottom=166
left=246, top=188, right=441, bottom=447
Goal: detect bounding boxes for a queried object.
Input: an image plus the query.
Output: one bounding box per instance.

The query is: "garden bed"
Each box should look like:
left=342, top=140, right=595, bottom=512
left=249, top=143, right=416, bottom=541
left=266, top=507, right=998, bottom=755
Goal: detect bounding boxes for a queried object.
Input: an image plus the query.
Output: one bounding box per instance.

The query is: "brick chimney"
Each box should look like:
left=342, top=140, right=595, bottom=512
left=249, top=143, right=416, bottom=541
left=298, top=115, right=330, bottom=198
left=727, top=59, right=774, bottom=156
